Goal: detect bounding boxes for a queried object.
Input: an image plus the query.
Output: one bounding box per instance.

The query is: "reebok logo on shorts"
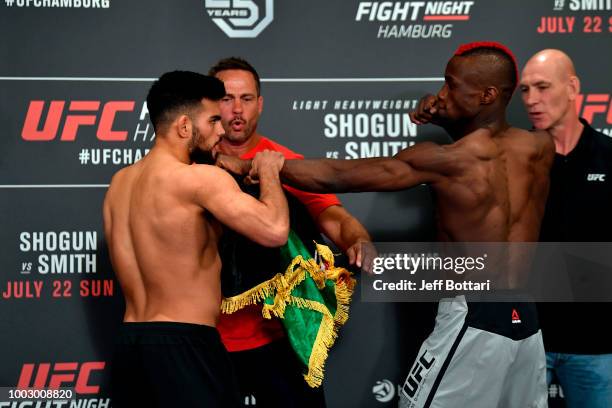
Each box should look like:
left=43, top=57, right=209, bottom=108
left=512, top=309, right=522, bottom=324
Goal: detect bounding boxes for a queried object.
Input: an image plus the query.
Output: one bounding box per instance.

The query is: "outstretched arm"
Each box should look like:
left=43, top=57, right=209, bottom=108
left=280, top=142, right=447, bottom=193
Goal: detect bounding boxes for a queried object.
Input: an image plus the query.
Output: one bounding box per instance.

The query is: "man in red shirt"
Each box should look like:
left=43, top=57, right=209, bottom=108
left=209, top=57, right=371, bottom=407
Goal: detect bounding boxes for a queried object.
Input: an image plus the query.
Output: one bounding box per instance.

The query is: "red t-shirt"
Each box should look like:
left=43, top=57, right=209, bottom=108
left=217, top=137, right=341, bottom=352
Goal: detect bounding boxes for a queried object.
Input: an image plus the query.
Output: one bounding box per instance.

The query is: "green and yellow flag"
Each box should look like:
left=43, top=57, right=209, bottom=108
left=221, top=230, right=355, bottom=387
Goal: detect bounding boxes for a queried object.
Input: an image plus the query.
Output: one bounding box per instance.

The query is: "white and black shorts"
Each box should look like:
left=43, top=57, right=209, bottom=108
left=400, top=294, right=547, bottom=408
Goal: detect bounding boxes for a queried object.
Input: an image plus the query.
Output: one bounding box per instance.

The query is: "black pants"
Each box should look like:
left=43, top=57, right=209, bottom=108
left=229, top=339, right=327, bottom=408
left=111, top=322, right=240, bottom=408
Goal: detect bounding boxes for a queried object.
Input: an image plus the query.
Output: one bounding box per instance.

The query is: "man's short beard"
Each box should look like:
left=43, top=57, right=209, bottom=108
left=225, top=131, right=250, bottom=144
left=189, top=127, right=215, bottom=164
left=190, top=148, right=215, bottom=164
left=223, top=128, right=252, bottom=145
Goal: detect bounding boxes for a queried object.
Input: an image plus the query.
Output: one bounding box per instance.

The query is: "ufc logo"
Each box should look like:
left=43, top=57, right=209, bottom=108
left=402, top=350, right=435, bottom=398
left=575, top=94, right=612, bottom=125
left=17, top=361, right=106, bottom=394
left=587, top=173, right=606, bottom=182
left=22, top=100, right=135, bottom=141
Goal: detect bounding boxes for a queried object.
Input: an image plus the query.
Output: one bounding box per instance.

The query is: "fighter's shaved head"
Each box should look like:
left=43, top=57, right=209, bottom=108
left=455, top=41, right=519, bottom=86
left=452, top=42, right=519, bottom=105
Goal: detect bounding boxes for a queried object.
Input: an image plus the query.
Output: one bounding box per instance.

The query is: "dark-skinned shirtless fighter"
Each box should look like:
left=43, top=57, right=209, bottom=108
left=218, top=42, right=554, bottom=408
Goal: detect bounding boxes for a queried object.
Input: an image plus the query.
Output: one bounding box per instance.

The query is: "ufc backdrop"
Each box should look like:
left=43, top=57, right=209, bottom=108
left=1, top=0, right=611, bottom=407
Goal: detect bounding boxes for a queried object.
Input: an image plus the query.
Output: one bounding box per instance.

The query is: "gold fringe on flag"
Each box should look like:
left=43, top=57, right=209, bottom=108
left=220, top=243, right=356, bottom=388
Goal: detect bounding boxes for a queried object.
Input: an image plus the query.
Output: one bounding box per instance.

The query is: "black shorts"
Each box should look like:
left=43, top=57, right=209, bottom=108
left=111, top=322, right=240, bottom=408
left=230, top=339, right=326, bottom=408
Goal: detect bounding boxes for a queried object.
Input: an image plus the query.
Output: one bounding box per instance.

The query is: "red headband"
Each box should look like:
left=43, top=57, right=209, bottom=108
left=454, top=41, right=519, bottom=87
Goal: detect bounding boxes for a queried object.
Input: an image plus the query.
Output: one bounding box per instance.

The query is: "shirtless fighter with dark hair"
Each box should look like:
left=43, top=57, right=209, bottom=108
left=104, top=71, right=289, bottom=408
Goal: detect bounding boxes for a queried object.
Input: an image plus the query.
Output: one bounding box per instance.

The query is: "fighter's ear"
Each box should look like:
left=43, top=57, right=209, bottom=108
left=567, top=75, right=580, bottom=101
left=481, top=86, right=499, bottom=105
left=176, top=114, right=192, bottom=139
